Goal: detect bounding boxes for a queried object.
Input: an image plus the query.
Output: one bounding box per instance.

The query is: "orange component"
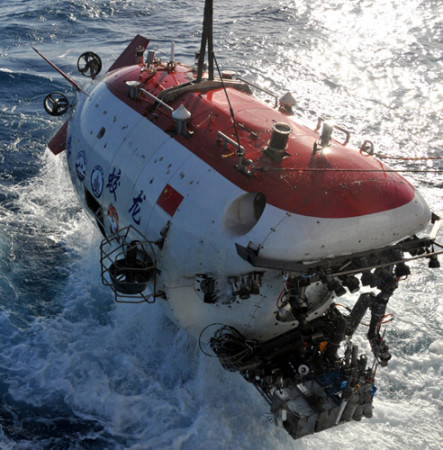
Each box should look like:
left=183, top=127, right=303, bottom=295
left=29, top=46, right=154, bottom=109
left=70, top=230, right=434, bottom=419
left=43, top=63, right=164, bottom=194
left=319, top=341, right=328, bottom=353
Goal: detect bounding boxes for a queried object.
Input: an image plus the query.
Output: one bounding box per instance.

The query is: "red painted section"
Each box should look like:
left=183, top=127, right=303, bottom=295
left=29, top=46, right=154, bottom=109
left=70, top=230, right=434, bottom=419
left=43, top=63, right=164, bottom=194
left=157, top=184, right=184, bottom=217
left=107, top=35, right=150, bottom=73
left=104, top=60, right=415, bottom=219
left=48, top=120, right=68, bottom=155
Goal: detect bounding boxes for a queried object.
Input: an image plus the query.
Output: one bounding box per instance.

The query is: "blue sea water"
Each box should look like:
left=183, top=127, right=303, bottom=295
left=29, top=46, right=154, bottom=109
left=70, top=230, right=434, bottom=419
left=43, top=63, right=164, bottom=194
left=0, top=0, right=442, bottom=448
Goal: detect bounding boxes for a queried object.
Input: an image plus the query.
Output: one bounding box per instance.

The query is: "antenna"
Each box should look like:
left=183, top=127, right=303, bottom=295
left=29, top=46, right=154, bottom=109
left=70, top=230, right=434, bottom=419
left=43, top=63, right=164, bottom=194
left=32, top=47, right=87, bottom=94
left=196, top=0, right=214, bottom=82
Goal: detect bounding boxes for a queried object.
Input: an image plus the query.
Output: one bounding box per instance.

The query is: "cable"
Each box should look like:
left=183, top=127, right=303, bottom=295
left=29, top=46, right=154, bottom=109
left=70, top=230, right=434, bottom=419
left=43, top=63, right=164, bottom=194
left=209, top=325, right=257, bottom=372
left=267, top=167, right=443, bottom=174
left=335, top=303, right=352, bottom=312
left=212, top=52, right=242, bottom=154
left=276, top=287, right=286, bottom=307
left=198, top=322, right=229, bottom=357
left=377, top=154, right=443, bottom=161
left=376, top=313, right=394, bottom=334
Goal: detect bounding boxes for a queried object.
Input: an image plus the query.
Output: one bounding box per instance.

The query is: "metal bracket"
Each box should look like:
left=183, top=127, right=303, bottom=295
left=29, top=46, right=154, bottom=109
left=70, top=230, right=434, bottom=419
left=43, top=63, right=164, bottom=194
left=217, top=131, right=254, bottom=177
left=314, top=117, right=350, bottom=147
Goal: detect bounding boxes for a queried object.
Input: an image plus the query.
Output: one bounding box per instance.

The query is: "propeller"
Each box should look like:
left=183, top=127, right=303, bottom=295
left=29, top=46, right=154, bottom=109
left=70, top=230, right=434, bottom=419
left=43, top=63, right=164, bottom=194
left=43, top=92, right=70, bottom=116
left=77, top=51, right=102, bottom=79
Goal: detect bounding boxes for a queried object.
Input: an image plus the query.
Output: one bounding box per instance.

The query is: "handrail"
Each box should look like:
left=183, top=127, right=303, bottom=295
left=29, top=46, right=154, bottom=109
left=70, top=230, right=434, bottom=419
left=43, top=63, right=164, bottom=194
left=216, top=130, right=244, bottom=153
left=236, top=77, right=278, bottom=108
left=139, top=87, right=174, bottom=113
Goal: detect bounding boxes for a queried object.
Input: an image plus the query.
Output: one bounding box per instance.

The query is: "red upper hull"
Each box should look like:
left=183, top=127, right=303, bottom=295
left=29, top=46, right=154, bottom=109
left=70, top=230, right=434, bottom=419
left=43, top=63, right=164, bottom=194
left=104, top=62, right=414, bottom=219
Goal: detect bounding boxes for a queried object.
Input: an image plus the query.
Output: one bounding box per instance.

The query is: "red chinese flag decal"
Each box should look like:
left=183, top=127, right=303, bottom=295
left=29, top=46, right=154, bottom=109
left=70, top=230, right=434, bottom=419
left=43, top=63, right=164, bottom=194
left=156, top=184, right=184, bottom=216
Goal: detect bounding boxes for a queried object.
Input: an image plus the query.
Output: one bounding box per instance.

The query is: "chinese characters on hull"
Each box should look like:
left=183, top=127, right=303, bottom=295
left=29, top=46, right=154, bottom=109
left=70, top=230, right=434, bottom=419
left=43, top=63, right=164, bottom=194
left=107, top=167, right=121, bottom=202
left=129, top=190, right=146, bottom=225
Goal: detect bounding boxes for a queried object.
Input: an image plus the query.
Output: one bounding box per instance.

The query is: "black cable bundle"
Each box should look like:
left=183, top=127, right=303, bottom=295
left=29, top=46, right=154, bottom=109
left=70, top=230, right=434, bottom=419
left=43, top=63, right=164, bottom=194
left=209, top=326, right=259, bottom=372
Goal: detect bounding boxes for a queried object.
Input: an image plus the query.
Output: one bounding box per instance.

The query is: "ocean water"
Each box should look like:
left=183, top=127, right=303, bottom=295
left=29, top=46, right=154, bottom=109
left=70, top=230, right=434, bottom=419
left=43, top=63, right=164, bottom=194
left=0, top=0, right=442, bottom=448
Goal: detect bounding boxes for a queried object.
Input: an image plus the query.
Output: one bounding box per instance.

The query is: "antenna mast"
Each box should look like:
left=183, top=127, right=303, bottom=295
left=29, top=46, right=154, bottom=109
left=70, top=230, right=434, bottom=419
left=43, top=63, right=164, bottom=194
left=196, top=0, right=214, bottom=82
